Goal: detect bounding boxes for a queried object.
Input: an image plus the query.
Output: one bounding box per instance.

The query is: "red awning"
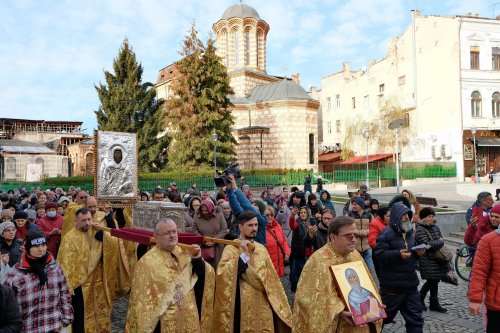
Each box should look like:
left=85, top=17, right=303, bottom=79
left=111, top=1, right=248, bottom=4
left=318, top=151, right=342, bottom=162
left=339, top=153, right=393, bottom=164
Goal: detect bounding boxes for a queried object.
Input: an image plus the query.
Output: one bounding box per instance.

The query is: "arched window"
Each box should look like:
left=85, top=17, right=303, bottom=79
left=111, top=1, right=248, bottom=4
left=85, top=153, right=94, bottom=175
left=493, top=92, right=500, bottom=118
left=245, top=29, right=250, bottom=66
left=257, top=31, right=263, bottom=69
left=233, top=30, right=239, bottom=66
left=225, top=31, right=229, bottom=66
left=471, top=91, right=482, bottom=117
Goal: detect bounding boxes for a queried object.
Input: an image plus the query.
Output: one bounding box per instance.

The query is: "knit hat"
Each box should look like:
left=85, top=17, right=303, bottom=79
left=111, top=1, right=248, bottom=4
left=0, top=221, right=15, bottom=235
left=1, top=209, right=14, bottom=220
left=24, top=230, right=46, bottom=253
left=360, top=184, right=368, bottom=191
left=419, top=207, right=435, bottom=220
left=13, top=211, right=28, bottom=221
left=45, top=202, right=58, bottom=210
left=57, top=196, right=69, bottom=205
left=491, top=204, right=500, bottom=215
left=251, top=199, right=266, bottom=215
left=352, top=197, right=365, bottom=209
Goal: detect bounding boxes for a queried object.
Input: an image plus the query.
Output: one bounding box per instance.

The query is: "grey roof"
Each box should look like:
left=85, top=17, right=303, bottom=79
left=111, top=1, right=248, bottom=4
left=0, top=139, right=56, bottom=154
left=222, top=3, right=260, bottom=20
left=231, top=79, right=314, bottom=104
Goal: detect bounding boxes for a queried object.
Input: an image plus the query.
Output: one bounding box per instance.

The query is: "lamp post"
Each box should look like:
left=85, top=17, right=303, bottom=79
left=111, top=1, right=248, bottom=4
left=212, top=132, right=218, bottom=177
left=389, top=119, right=404, bottom=193
left=363, top=128, right=370, bottom=189
left=471, top=126, right=479, bottom=184
left=0, top=146, right=3, bottom=190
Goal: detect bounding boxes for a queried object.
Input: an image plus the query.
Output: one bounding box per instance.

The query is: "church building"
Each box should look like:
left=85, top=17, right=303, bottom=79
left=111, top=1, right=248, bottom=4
left=156, top=2, right=319, bottom=171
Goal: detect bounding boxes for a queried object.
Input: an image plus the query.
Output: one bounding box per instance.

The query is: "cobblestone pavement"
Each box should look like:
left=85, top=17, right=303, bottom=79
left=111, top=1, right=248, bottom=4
left=111, top=267, right=483, bottom=333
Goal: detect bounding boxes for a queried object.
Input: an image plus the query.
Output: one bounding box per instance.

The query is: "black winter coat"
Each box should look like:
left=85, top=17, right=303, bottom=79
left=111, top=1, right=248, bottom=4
left=375, top=203, right=420, bottom=291
left=415, top=223, right=449, bottom=280
left=304, top=222, right=328, bottom=251
left=291, top=218, right=314, bottom=258
left=0, top=238, right=22, bottom=268
left=0, top=284, right=22, bottom=332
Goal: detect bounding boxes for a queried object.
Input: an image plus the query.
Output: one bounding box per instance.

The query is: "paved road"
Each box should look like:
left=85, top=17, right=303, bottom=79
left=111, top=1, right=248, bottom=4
left=110, top=265, right=482, bottom=333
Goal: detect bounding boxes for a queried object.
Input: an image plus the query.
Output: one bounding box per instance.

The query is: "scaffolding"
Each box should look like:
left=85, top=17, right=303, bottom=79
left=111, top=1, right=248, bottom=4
left=0, top=118, right=84, bottom=140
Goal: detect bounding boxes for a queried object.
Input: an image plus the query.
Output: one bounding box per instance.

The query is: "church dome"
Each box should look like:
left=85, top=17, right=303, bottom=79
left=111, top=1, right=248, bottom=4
left=221, top=3, right=261, bottom=20
left=247, top=79, right=313, bottom=102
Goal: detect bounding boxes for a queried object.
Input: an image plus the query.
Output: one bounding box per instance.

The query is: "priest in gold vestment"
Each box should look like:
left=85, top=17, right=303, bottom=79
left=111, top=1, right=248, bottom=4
left=61, top=190, right=89, bottom=238
left=213, top=210, right=292, bottom=333
left=58, top=206, right=118, bottom=333
left=293, top=216, right=383, bottom=333
left=125, top=218, right=215, bottom=333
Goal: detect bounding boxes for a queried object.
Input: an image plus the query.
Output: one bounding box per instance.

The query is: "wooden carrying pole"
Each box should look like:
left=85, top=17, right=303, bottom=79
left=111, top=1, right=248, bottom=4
left=92, top=225, right=254, bottom=252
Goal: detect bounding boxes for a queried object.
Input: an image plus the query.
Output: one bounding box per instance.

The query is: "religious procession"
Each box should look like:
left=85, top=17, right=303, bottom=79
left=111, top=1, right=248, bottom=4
left=0, top=132, right=499, bottom=333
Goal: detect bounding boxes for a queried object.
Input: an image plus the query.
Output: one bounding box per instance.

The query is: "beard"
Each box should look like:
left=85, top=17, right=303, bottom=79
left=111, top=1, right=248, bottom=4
left=401, top=220, right=413, bottom=232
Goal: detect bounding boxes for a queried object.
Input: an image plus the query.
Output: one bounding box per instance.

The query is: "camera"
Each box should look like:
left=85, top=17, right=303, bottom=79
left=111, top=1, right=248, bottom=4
left=214, top=163, right=241, bottom=187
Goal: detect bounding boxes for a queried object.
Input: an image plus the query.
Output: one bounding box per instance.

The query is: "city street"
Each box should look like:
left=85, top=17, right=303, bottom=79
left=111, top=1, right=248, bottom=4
left=110, top=265, right=483, bottom=333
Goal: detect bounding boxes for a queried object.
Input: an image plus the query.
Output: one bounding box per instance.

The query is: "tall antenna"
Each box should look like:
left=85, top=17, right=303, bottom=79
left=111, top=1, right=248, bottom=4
left=490, top=2, right=500, bottom=17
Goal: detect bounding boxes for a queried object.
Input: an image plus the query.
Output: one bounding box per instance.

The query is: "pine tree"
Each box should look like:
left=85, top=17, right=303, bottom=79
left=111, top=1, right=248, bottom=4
left=165, top=24, right=236, bottom=169
left=95, top=39, right=169, bottom=171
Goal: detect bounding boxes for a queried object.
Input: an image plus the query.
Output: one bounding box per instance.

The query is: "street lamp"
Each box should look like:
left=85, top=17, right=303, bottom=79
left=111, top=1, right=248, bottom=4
left=363, top=128, right=370, bottom=189
left=389, top=119, right=405, bottom=193
left=212, top=132, right=218, bottom=177
left=471, top=126, right=479, bottom=184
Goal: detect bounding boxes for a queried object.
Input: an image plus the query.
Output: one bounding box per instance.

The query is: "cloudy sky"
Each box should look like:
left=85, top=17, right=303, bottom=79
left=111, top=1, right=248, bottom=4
left=0, top=0, right=493, bottom=132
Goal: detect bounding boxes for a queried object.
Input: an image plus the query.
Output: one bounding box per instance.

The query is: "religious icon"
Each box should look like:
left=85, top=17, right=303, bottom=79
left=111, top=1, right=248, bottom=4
left=330, top=261, right=386, bottom=326
left=94, top=130, right=138, bottom=204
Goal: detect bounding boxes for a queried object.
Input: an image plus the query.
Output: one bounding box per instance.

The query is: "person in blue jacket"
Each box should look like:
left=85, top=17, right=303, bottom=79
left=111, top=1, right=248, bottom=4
left=225, top=174, right=266, bottom=245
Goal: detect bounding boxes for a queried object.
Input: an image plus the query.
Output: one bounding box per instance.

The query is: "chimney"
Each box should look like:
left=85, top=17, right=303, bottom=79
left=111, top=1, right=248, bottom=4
left=291, top=73, right=301, bottom=84
left=343, top=62, right=350, bottom=73
left=414, top=9, right=420, bottom=16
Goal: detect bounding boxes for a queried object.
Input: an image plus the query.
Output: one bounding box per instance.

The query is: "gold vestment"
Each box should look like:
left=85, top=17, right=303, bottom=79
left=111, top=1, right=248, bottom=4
left=292, top=244, right=382, bottom=333
left=125, top=245, right=215, bottom=333
left=213, top=242, right=292, bottom=333
left=112, top=207, right=137, bottom=295
left=61, top=202, right=84, bottom=238
left=58, top=218, right=118, bottom=333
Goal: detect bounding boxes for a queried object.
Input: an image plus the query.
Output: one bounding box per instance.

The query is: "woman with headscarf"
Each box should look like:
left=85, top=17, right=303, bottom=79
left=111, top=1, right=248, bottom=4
left=289, top=206, right=315, bottom=292
left=307, top=193, right=323, bottom=224
left=184, top=196, right=201, bottom=232
left=192, top=199, right=227, bottom=268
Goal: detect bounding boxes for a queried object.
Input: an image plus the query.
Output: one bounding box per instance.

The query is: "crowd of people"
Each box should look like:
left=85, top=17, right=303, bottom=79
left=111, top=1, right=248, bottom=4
left=0, top=179, right=499, bottom=333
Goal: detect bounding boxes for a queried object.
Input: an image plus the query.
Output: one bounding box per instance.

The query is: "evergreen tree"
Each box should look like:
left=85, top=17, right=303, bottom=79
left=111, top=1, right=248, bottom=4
left=95, top=39, right=169, bottom=171
left=165, top=24, right=236, bottom=169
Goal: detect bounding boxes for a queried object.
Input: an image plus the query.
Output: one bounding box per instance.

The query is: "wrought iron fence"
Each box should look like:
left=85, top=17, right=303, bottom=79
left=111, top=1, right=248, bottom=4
left=0, top=162, right=456, bottom=192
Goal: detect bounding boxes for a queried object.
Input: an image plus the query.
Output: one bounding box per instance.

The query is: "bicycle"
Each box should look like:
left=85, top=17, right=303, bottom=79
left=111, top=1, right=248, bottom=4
left=454, top=244, right=475, bottom=281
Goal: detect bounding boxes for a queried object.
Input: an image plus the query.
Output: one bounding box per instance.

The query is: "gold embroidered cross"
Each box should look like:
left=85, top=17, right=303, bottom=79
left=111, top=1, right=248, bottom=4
left=174, top=284, right=184, bottom=308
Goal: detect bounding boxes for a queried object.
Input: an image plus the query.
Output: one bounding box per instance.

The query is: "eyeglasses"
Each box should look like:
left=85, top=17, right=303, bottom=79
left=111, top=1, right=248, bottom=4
left=337, top=233, right=356, bottom=240
left=265, top=213, right=274, bottom=217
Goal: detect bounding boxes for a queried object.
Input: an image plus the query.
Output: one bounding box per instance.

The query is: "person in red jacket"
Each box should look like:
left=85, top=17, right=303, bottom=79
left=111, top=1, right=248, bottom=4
left=464, top=204, right=500, bottom=247
left=36, top=202, right=63, bottom=258
left=264, top=205, right=290, bottom=277
left=468, top=226, right=500, bottom=332
left=368, top=205, right=390, bottom=249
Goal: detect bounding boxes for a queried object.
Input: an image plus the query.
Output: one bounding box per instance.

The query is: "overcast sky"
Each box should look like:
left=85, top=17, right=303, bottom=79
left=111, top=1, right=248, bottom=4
left=0, top=0, right=493, bottom=132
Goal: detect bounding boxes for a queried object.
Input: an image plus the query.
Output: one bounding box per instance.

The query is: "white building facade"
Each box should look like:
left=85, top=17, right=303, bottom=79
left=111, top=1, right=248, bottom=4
left=321, top=12, right=500, bottom=179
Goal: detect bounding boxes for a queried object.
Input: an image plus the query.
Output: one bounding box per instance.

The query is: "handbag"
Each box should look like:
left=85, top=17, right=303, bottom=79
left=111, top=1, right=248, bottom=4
left=441, top=262, right=459, bottom=285
left=423, top=228, right=452, bottom=263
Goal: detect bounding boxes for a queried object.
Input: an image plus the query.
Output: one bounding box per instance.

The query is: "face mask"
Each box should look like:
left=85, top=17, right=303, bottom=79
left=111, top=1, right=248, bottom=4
left=47, top=211, right=57, bottom=218
left=401, top=220, right=413, bottom=232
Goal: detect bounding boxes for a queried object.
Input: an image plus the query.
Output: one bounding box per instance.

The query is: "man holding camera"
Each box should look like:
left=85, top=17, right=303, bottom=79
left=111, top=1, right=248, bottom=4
left=226, top=174, right=267, bottom=245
